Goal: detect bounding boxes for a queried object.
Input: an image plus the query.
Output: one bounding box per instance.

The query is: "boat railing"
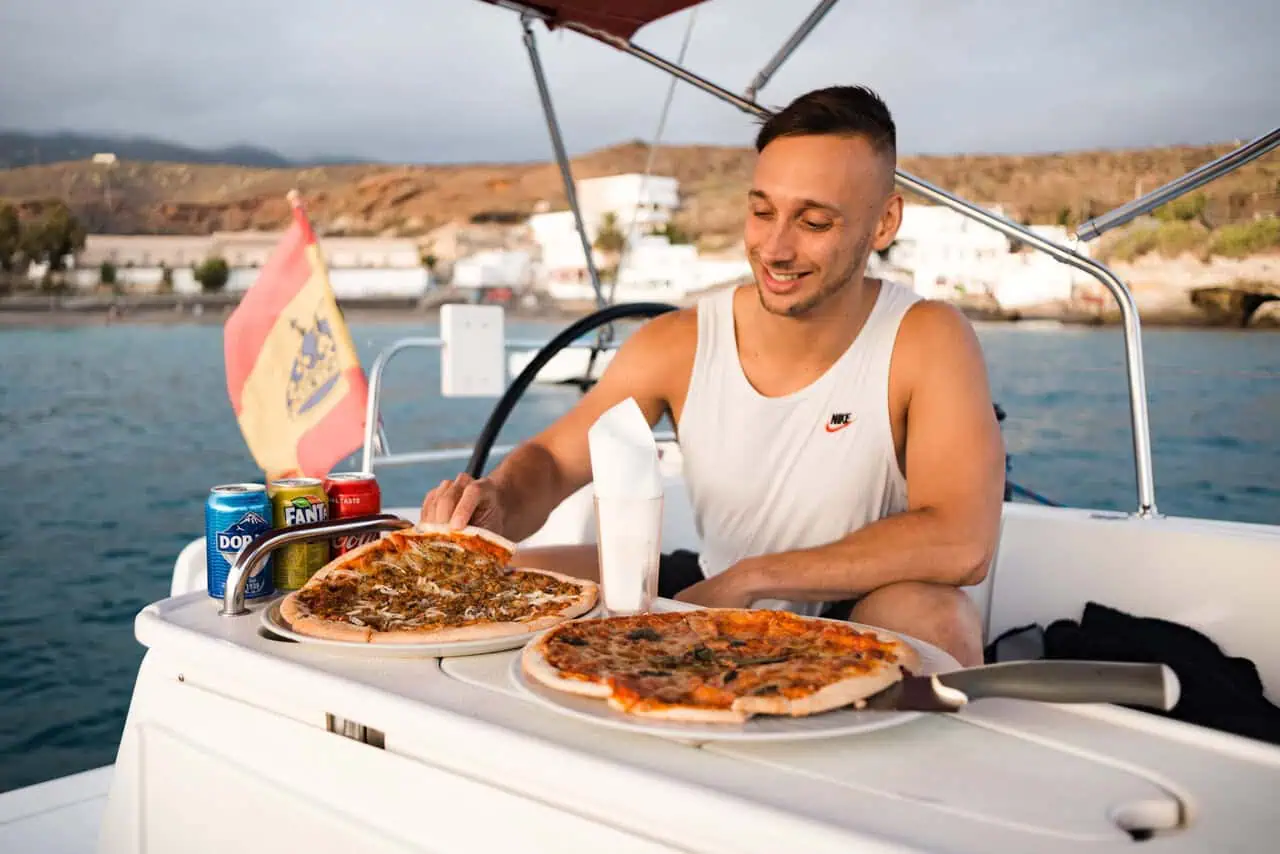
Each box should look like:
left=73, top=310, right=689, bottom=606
left=359, top=336, right=675, bottom=473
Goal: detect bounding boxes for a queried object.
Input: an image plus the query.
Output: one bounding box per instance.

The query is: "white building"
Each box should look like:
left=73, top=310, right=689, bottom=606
left=451, top=249, right=535, bottom=289
left=891, top=204, right=1094, bottom=310
left=72, top=232, right=432, bottom=297
left=528, top=173, right=749, bottom=303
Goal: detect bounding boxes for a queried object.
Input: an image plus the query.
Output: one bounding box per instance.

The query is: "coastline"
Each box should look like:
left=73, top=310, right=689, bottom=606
left=0, top=288, right=1276, bottom=330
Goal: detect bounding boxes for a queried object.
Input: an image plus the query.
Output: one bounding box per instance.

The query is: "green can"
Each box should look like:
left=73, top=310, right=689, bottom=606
left=268, top=477, right=331, bottom=590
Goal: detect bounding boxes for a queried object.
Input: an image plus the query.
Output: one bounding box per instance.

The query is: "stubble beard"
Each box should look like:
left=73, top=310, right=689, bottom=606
left=756, top=231, right=873, bottom=319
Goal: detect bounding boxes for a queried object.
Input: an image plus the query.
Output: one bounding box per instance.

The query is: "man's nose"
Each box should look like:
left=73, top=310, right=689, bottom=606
left=758, top=222, right=797, bottom=266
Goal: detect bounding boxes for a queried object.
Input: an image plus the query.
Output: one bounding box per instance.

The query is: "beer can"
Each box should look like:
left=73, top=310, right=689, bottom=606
left=268, top=477, right=331, bottom=590
left=324, top=472, right=382, bottom=556
left=205, top=483, right=274, bottom=600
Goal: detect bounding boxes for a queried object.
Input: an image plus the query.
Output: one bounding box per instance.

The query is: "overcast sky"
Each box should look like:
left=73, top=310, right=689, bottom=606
left=1, top=0, right=1276, bottom=164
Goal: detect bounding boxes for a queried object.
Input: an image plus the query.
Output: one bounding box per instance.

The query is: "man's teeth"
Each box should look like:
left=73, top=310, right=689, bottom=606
left=771, top=271, right=805, bottom=281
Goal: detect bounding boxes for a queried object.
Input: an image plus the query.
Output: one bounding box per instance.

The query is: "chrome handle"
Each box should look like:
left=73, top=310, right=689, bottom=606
left=220, top=514, right=414, bottom=616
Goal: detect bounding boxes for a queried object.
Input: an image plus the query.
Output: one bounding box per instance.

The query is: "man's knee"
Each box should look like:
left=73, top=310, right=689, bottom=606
left=851, top=581, right=983, bottom=667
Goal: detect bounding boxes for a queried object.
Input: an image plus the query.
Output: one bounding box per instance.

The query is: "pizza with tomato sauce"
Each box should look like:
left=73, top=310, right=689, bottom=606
left=521, top=608, right=920, bottom=722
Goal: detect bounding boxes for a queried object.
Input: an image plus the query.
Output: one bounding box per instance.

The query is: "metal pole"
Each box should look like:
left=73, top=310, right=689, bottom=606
left=520, top=15, right=605, bottom=311
left=563, top=21, right=1160, bottom=517
left=1076, top=127, right=1280, bottom=242
left=744, top=0, right=840, bottom=102
left=360, top=337, right=442, bottom=473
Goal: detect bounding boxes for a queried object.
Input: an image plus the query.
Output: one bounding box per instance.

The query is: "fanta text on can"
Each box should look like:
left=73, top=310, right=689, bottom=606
left=206, top=484, right=274, bottom=601
left=268, top=477, right=331, bottom=590
left=324, top=472, right=382, bottom=556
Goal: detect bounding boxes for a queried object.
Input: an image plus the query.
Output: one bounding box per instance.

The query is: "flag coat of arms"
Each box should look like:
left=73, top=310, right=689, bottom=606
left=223, top=193, right=368, bottom=479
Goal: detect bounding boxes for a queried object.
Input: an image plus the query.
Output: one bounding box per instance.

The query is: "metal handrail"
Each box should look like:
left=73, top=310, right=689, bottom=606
left=1076, top=127, right=1280, bottom=242
left=744, top=0, right=840, bottom=101
left=219, top=514, right=413, bottom=616
left=554, top=19, right=1161, bottom=519
left=359, top=336, right=626, bottom=473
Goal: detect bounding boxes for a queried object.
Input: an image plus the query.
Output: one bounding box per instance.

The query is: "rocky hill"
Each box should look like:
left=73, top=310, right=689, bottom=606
left=0, top=139, right=1276, bottom=253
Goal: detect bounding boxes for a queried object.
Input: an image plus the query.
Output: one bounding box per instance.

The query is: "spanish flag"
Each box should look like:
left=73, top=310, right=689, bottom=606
left=223, top=192, right=367, bottom=479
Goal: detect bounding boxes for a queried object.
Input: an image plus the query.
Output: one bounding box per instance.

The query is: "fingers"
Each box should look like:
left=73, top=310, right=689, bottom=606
left=449, top=481, right=484, bottom=530
left=419, top=474, right=478, bottom=527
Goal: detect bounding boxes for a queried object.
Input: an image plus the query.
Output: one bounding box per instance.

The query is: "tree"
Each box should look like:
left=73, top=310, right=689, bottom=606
left=100, top=261, right=117, bottom=287
left=0, top=203, right=20, bottom=272
left=194, top=257, right=230, bottom=292
left=593, top=212, right=626, bottom=254
left=20, top=201, right=85, bottom=271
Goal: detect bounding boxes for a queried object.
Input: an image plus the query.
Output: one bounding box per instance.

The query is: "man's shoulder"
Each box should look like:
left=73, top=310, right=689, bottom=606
left=891, top=297, right=987, bottom=389
left=625, top=304, right=699, bottom=354
left=898, top=298, right=979, bottom=350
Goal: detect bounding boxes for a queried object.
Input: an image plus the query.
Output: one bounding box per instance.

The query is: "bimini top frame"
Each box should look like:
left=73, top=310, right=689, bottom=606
left=478, top=0, right=1271, bottom=518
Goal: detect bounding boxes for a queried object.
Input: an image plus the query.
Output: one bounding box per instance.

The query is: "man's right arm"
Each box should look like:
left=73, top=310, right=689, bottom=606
left=422, top=309, right=691, bottom=542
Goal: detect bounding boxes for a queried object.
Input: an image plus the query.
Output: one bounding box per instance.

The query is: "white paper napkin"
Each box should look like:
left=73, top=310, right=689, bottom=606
left=587, top=397, right=661, bottom=499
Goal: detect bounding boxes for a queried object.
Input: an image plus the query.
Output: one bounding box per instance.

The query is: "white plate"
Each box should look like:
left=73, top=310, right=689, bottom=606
left=509, top=622, right=960, bottom=743
left=259, top=598, right=602, bottom=659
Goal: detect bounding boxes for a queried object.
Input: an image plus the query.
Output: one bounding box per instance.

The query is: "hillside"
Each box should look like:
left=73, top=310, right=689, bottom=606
left=0, top=130, right=371, bottom=171
left=0, top=139, right=1275, bottom=252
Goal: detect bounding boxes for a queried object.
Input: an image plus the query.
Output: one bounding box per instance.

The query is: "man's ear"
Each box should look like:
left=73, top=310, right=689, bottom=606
left=873, top=192, right=904, bottom=252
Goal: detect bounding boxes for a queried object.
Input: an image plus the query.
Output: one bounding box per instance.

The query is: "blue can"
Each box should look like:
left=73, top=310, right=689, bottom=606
left=206, top=483, right=275, bottom=600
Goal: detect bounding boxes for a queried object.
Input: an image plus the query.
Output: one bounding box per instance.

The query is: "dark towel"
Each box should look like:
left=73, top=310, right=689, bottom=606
left=987, top=602, right=1280, bottom=745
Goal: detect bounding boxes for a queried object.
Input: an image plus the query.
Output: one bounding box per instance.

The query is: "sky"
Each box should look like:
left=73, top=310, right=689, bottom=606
left=0, top=0, right=1276, bottom=164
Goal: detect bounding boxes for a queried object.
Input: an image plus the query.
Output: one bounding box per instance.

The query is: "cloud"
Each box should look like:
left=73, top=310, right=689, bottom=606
left=0, top=0, right=1275, bottom=162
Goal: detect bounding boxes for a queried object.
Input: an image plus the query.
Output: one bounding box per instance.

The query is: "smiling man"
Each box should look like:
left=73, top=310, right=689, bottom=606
left=420, top=86, right=1006, bottom=666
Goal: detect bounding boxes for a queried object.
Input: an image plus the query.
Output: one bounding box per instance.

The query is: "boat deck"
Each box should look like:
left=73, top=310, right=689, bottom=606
left=80, top=591, right=1280, bottom=852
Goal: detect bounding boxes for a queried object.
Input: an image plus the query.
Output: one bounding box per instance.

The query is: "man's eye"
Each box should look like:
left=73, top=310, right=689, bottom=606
left=802, top=220, right=832, bottom=231
left=751, top=209, right=773, bottom=219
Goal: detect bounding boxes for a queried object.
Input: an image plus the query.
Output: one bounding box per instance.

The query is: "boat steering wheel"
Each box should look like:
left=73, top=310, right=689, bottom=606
left=465, top=302, right=679, bottom=479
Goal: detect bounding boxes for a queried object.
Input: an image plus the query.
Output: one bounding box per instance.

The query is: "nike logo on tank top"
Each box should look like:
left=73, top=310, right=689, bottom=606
left=675, top=280, right=921, bottom=616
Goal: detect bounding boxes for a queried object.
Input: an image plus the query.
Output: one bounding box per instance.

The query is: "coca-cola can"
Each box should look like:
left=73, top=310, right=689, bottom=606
left=323, top=472, right=382, bottom=556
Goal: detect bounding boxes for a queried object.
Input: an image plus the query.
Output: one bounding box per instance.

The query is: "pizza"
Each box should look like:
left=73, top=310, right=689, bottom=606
left=279, top=523, right=598, bottom=644
left=521, top=608, right=920, bottom=723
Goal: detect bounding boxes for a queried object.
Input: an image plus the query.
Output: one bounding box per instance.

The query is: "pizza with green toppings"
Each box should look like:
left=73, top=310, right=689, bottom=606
left=279, top=523, right=598, bottom=644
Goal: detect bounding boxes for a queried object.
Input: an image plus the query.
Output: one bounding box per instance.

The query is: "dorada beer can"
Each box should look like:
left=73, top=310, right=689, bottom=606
left=268, top=477, right=330, bottom=590
left=323, top=472, right=382, bottom=556
left=205, top=483, right=274, bottom=600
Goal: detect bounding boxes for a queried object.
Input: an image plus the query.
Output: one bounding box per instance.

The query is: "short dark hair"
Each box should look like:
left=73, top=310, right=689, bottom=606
left=754, top=85, right=896, bottom=161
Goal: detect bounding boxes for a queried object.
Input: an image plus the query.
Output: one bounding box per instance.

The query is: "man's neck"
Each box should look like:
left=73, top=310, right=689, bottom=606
left=741, top=276, right=883, bottom=369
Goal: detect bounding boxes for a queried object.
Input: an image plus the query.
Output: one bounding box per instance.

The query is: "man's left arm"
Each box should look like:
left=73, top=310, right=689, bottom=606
left=678, top=302, right=1006, bottom=607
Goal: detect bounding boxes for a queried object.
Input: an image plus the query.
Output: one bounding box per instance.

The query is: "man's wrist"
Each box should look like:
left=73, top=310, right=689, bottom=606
left=728, top=556, right=772, bottom=601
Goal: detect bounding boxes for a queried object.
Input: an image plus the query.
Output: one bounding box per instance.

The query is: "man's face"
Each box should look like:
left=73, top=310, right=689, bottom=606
left=744, top=133, right=899, bottom=318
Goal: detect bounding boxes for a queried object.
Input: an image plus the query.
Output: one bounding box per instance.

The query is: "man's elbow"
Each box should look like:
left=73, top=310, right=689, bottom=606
left=947, top=528, right=997, bottom=588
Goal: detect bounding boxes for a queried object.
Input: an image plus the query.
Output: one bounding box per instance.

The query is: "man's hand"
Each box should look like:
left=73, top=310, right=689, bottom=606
left=420, top=474, right=505, bottom=534
left=673, top=565, right=757, bottom=609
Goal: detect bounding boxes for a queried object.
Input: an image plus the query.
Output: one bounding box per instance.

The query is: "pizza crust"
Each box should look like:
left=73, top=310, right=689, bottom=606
left=607, top=696, right=749, bottom=724
left=522, top=636, right=612, bottom=699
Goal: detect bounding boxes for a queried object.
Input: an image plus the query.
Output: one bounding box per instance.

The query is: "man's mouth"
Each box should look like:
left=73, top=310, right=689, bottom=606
left=760, top=267, right=812, bottom=294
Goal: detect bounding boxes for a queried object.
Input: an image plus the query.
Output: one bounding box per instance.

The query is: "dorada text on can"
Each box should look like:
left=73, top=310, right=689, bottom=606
left=284, top=495, right=330, bottom=526
left=216, top=511, right=270, bottom=575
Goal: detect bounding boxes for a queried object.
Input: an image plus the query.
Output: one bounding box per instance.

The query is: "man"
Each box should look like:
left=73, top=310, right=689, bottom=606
left=421, top=86, right=1005, bottom=666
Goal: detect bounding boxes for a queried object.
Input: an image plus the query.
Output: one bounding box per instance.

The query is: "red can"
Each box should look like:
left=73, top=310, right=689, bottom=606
left=323, top=472, right=382, bottom=556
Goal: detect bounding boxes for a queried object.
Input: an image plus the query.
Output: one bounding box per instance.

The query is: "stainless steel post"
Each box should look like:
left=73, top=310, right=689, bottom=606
left=1076, top=127, right=1280, bottom=242
left=744, top=0, right=840, bottom=101
left=220, top=514, right=414, bottom=616
left=520, top=14, right=605, bottom=310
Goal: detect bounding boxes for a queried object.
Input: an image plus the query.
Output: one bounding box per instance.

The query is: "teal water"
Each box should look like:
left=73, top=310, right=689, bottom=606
left=0, top=320, right=1276, bottom=793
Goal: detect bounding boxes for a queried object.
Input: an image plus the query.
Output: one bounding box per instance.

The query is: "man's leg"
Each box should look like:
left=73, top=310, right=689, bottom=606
left=850, top=581, right=984, bottom=667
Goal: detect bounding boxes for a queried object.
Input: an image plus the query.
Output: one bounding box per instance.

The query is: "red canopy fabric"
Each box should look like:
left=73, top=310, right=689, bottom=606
left=477, top=1, right=705, bottom=41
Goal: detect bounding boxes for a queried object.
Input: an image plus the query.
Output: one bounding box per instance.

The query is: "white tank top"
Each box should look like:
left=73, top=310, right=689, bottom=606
left=675, top=280, right=921, bottom=615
